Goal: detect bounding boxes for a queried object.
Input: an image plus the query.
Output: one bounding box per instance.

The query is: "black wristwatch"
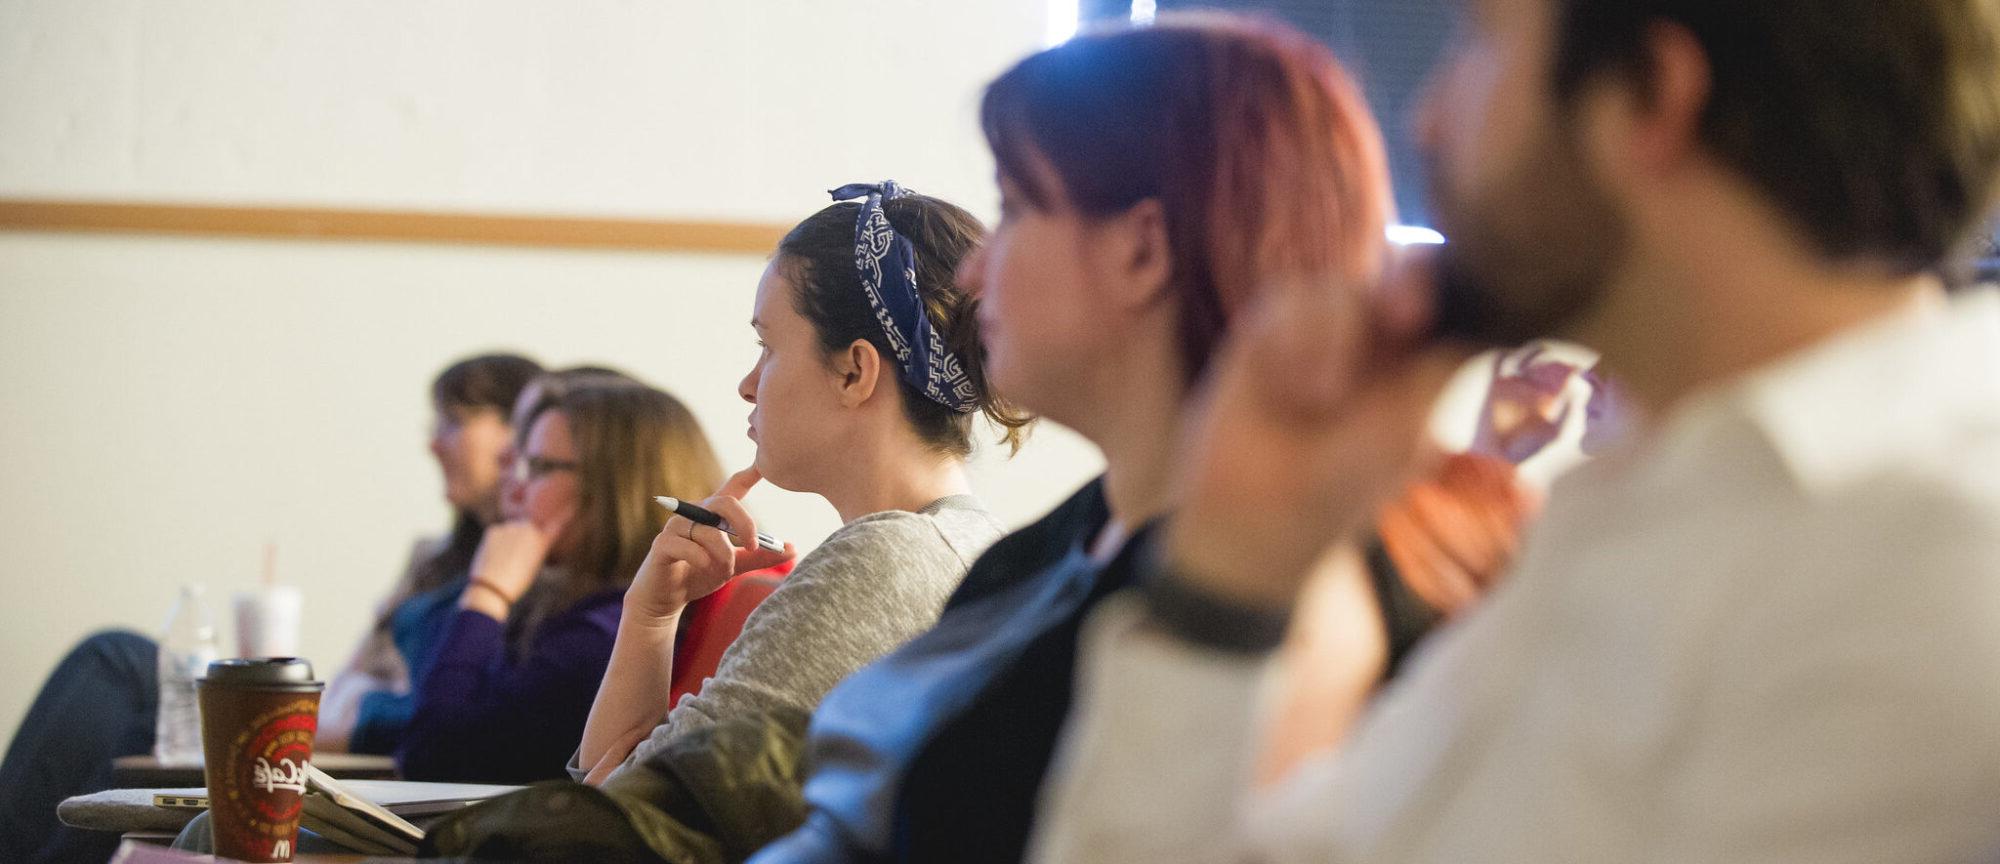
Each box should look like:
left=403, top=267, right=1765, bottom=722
left=1138, top=540, right=1293, bottom=654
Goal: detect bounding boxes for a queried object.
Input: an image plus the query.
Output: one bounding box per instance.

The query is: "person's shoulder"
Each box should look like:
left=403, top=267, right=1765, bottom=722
left=807, top=507, right=966, bottom=569
left=970, top=478, right=1106, bottom=561
left=411, top=534, right=451, bottom=562
left=1827, top=449, right=2000, bottom=559
left=826, top=492, right=997, bottom=540
left=383, top=534, right=451, bottom=594
left=925, top=499, right=1007, bottom=561
left=896, top=494, right=1004, bottom=535
left=1689, top=435, right=2000, bottom=634
left=946, top=479, right=1108, bottom=599
left=541, top=584, right=627, bottom=635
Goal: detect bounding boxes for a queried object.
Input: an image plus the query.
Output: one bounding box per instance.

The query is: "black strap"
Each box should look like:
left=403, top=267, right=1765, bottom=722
left=1364, top=534, right=1442, bottom=680
left=1139, top=532, right=1442, bottom=676
left=1138, top=540, right=1292, bottom=654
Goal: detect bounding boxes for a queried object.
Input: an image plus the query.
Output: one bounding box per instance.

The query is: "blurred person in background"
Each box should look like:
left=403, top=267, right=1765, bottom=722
left=0, top=352, right=541, bottom=864
left=395, top=380, right=724, bottom=783
left=317, top=353, right=548, bottom=753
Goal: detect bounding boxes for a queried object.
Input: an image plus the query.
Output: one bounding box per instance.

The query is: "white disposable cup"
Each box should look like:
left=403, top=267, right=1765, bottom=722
left=233, top=586, right=303, bottom=659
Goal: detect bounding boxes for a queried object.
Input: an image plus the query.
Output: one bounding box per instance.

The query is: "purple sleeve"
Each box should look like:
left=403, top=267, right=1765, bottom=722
left=396, top=597, right=621, bottom=783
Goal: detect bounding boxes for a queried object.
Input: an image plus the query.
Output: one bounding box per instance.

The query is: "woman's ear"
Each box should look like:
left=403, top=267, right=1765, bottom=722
left=1100, top=197, right=1172, bottom=310
left=833, top=339, right=884, bottom=408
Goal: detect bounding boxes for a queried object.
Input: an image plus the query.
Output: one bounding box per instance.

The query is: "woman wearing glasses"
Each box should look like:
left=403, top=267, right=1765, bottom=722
left=396, top=379, right=725, bottom=783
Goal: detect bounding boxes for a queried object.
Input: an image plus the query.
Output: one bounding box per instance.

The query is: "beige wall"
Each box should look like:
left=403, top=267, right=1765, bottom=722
left=0, top=0, right=1098, bottom=753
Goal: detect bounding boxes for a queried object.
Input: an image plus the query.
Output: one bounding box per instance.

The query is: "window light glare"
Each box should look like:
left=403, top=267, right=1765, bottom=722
left=1387, top=224, right=1447, bottom=245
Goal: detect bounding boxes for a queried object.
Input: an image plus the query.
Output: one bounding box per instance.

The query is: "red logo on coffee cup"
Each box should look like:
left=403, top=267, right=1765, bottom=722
left=213, top=698, right=318, bottom=856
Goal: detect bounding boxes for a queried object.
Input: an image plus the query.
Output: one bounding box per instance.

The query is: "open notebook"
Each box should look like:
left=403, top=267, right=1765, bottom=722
left=151, top=764, right=518, bottom=855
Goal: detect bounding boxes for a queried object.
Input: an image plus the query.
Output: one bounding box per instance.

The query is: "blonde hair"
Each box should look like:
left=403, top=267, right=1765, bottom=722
left=508, top=382, right=723, bottom=652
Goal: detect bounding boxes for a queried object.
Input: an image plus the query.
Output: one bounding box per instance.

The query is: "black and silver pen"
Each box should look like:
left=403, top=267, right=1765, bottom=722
left=654, top=496, right=787, bottom=554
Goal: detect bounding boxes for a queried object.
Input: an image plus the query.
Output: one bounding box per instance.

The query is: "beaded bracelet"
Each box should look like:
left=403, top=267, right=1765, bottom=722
left=467, top=575, right=520, bottom=606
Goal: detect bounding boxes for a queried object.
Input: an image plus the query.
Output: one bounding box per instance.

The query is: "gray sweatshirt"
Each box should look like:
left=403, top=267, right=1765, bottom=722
left=573, top=494, right=1003, bottom=784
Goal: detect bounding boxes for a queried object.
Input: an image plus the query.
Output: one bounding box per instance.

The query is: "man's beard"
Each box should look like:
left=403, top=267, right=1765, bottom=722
left=1425, top=123, right=1628, bottom=347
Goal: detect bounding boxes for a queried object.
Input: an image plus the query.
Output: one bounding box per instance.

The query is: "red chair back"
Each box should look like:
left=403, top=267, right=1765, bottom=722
left=667, top=561, right=792, bottom=708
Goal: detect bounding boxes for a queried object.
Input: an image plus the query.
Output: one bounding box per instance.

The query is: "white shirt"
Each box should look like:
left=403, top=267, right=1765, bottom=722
left=1032, top=288, right=2000, bottom=864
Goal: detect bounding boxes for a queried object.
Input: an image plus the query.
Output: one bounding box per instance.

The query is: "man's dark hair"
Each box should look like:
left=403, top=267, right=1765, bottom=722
left=1551, top=0, right=2000, bottom=275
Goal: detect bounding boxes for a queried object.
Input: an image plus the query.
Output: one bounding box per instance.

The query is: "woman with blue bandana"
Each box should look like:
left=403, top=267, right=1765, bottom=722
left=571, top=183, right=1028, bottom=786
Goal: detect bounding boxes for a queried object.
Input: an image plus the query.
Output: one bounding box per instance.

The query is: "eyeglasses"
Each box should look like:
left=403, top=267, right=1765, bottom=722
left=508, top=455, right=580, bottom=484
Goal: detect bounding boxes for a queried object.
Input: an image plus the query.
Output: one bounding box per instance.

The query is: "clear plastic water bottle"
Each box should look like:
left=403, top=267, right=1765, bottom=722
left=154, top=584, right=219, bottom=763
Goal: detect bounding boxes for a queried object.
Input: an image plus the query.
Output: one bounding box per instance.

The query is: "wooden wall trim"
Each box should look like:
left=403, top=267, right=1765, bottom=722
left=0, top=198, right=789, bottom=254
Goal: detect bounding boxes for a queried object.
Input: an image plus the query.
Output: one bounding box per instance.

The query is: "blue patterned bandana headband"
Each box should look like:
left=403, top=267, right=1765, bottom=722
left=828, top=181, right=978, bottom=413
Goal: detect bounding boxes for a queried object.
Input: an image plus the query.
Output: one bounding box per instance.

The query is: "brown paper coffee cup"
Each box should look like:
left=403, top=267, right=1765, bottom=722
left=197, top=658, right=322, bottom=863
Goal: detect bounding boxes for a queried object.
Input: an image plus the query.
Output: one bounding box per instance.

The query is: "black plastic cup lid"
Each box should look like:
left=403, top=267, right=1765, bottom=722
left=203, top=657, right=321, bottom=690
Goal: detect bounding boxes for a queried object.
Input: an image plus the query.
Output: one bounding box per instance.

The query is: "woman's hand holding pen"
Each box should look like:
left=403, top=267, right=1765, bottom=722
left=628, top=467, right=797, bottom=622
